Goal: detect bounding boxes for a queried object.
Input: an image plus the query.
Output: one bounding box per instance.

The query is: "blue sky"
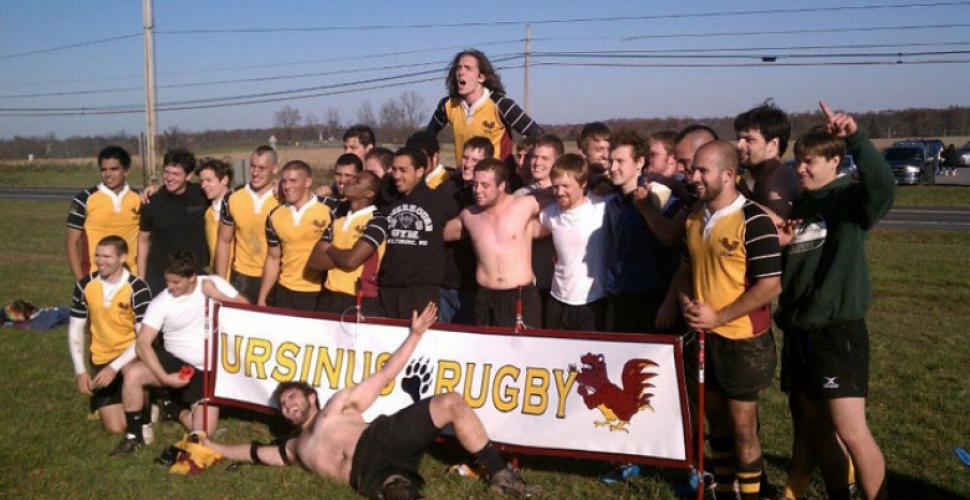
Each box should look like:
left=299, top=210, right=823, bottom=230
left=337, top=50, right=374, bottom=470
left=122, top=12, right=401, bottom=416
left=1, top=0, right=969, bottom=139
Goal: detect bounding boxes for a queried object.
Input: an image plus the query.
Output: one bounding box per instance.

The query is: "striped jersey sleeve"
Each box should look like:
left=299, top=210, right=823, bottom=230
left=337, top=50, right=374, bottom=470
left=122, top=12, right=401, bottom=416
left=66, top=186, right=96, bottom=230
left=426, top=96, right=450, bottom=134
left=265, top=207, right=281, bottom=247
left=360, top=214, right=389, bottom=248
left=70, top=274, right=95, bottom=318
left=742, top=201, right=782, bottom=279
left=492, top=93, right=543, bottom=137
left=219, top=194, right=234, bottom=226
left=128, top=275, right=153, bottom=323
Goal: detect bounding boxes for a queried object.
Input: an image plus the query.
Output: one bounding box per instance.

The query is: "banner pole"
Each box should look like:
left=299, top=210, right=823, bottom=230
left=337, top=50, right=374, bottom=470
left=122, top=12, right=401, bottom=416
left=696, top=329, right=706, bottom=500
left=202, top=297, right=210, bottom=435
left=514, top=286, right=524, bottom=333
left=355, top=278, right=363, bottom=322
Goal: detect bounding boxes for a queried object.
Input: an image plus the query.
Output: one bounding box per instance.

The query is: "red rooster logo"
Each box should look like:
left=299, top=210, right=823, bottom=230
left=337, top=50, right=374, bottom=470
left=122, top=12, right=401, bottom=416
left=570, top=352, right=658, bottom=432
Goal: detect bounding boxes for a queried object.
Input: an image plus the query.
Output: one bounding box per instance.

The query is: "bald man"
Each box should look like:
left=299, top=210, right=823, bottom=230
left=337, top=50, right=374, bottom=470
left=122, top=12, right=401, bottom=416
left=664, top=141, right=782, bottom=500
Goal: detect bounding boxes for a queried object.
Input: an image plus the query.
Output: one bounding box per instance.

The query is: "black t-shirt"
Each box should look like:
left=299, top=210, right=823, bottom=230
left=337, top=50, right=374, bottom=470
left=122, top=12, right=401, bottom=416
left=449, top=181, right=478, bottom=290
left=139, top=183, right=209, bottom=294
left=379, top=180, right=460, bottom=288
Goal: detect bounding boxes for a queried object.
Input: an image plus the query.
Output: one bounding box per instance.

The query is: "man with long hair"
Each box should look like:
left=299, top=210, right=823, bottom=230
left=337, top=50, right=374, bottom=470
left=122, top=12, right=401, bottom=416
left=427, top=49, right=543, bottom=165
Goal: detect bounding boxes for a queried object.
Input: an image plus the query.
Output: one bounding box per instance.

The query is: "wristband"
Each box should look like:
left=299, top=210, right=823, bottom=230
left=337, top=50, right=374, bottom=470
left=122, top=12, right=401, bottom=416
left=250, top=442, right=264, bottom=465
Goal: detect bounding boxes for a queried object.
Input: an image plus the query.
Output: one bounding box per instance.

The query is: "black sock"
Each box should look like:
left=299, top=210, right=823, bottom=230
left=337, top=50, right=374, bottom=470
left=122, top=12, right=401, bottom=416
left=473, top=441, right=505, bottom=476
left=125, top=411, right=143, bottom=442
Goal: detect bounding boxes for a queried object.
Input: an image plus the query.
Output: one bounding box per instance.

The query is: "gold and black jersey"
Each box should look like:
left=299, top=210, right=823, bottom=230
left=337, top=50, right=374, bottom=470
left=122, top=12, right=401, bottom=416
left=70, top=271, right=152, bottom=365
left=66, top=184, right=141, bottom=274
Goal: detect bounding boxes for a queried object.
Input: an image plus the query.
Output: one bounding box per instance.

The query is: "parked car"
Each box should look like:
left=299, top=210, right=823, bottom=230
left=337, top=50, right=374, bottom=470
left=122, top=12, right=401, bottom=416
left=957, top=141, right=970, bottom=166
left=883, top=146, right=928, bottom=185
left=784, top=154, right=857, bottom=179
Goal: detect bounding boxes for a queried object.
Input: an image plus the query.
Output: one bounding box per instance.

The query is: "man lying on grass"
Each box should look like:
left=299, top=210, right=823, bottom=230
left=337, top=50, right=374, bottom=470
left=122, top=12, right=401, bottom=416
left=204, top=302, right=541, bottom=499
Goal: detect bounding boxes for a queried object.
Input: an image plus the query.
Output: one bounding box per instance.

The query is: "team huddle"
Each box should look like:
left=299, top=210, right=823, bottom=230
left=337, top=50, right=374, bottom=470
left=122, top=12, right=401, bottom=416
left=65, top=49, right=893, bottom=499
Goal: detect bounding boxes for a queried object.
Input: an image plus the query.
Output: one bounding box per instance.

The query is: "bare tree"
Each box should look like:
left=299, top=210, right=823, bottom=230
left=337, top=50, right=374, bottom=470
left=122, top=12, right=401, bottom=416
left=379, top=98, right=407, bottom=143
left=356, top=101, right=377, bottom=128
left=274, top=106, right=302, bottom=142
left=399, top=91, right=425, bottom=130
left=325, top=107, right=342, bottom=141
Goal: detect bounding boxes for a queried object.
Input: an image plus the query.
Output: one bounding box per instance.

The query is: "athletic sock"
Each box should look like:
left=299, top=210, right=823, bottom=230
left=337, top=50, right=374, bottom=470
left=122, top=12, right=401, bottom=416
left=783, top=471, right=812, bottom=499
left=473, top=441, right=506, bottom=477
left=124, top=411, right=144, bottom=442
left=709, top=434, right=736, bottom=495
left=737, top=459, right=763, bottom=500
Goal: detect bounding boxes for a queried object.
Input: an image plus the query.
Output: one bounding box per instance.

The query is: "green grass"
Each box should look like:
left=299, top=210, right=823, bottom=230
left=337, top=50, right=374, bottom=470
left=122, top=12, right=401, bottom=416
left=893, top=185, right=970, bottom=207
left=0, top=199, right=968, bottom=498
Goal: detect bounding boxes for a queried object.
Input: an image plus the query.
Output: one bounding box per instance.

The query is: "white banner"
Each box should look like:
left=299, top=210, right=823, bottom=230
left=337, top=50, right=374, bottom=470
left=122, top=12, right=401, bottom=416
left=210, top=303, right=692, bottom=465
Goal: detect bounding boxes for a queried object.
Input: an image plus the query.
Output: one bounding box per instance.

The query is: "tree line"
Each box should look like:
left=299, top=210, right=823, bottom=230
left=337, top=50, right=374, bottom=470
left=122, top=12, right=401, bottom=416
left=3, top=104, right=969, bottom=161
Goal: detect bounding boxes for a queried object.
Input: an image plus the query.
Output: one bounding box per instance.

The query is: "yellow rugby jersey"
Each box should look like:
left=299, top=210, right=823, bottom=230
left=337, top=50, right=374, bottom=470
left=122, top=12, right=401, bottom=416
left=70, top=270, right=151, bottom=365
left=66, top=183, right=141, bottom=274
left=220, top=185, right=279, bottom=277
left=684, top=195, right=781, bottom=340
left=428, top=88, right=543, bottom=164
left=205, top=198, right=232, bottom=278
left=322, top=206, right=388, bottom=296
left=424, top=165, right=453, bottom=190
left=266, top=196, right=335, bottom=292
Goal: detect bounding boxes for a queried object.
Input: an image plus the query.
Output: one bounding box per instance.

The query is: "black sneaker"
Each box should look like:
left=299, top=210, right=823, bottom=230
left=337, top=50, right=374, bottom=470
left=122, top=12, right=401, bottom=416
left=110, top=436, right=143, bottom=456
left=379, top=475, right=422, bottom=500
left=488, top=466, right=542, bottom=497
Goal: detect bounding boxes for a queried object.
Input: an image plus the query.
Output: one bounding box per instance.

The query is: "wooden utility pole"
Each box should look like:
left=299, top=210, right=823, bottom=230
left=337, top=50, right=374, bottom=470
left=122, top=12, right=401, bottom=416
left=142, top=0, right=158, bottom=182
left=524, top=23, right=531, bottom=114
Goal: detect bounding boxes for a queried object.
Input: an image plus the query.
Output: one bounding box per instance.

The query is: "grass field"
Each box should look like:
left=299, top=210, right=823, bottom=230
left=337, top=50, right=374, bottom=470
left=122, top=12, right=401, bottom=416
left=0, top=198, right=968, bottom=499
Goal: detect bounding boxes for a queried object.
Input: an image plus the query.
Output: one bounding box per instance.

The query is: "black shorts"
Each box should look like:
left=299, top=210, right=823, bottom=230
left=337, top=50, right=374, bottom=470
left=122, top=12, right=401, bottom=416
left=229, top=271, right=263, bottom=304
left=379, top=285, right=440, bottom=320
left=608, top=292, right=665, bottom=333
left=781, top=320, right=869, bottom=399
left=545, top=297, right=608, bottom=332
left=317, top=290, right=384, bottom=318
left=705, top=330, right=777, bottom=401
left=474, top=285, right=542, bottom=329
left=350, top=397, right=441, bottom=498
left=89, top=362, right=124, bottom=412
left=274, top=286, right=320, bottom=312
left=155, top=345, right=205, bottom=410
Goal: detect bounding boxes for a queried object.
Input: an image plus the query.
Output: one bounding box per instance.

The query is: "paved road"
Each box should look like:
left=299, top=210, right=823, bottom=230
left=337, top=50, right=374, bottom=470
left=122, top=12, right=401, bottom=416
left=3, top=186, right=969, bottom=231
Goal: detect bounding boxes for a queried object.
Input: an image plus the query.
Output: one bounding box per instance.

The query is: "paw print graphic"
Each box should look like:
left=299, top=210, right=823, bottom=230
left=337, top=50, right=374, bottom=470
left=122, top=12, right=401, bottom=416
left=401, top=357, right=433, bottom=403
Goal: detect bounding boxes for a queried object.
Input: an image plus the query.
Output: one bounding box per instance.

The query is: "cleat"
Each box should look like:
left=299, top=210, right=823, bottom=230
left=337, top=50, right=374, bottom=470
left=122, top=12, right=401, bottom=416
left=488, top=466, right=542, bottom=497
left=110, top=436, right=142, bottom=456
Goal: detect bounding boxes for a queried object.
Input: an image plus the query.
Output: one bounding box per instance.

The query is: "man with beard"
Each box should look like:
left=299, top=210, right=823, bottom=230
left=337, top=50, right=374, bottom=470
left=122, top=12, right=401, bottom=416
left=444, top=159, right=543, bottom=328
left=665, top=141, right=782, bottom=500
left=202, top=302, right=540, bottom=498
left=734, top=101, right=801, bottom=220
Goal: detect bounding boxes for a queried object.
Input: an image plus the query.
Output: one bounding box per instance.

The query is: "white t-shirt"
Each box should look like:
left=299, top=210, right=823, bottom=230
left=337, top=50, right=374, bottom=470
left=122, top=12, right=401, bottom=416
left=539, top=195, right=613, bottom=306
left=142, top=275, right=238, bottom=369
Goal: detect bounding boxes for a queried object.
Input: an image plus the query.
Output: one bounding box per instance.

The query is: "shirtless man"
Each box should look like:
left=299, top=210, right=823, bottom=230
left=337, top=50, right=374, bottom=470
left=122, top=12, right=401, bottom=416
left=204, top=302, right=539, bottom=499
left=444, top=159, right=543, bottom=328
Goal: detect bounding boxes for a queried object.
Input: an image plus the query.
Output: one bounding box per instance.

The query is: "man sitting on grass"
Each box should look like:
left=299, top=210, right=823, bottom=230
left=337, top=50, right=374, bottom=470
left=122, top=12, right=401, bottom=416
left=204, top=302, right=541, bottom=499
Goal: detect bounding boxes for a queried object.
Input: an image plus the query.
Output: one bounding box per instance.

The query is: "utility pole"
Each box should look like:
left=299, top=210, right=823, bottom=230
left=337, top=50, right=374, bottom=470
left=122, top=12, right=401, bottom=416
left=524, top=23, right=531, bottom=115
left=142, top=0, right=158, bottom=182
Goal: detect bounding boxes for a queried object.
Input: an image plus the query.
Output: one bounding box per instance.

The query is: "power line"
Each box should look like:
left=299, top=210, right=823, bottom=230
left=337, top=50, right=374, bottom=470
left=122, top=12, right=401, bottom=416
left=0, top=33, right=141, bottom=60
left=155, top=1, right=970, bottom=34
left=537, top=59, right=970, bottom=69
left=534, top=49, right=970, bottom=60
left=621, top=23, right=970, bottom=41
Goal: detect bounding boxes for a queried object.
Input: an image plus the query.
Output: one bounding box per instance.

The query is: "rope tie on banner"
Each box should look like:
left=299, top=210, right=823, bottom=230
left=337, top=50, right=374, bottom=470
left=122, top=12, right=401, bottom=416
left=338, top=278, right=365, bottom=344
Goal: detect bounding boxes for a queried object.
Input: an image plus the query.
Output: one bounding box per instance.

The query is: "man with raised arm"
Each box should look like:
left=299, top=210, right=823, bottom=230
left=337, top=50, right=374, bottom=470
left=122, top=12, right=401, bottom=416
left=775, top=102, right=892, bottom=500
left=444, top=159, right=543, bottom=328
left=204, top=302, right=540, bottom=499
